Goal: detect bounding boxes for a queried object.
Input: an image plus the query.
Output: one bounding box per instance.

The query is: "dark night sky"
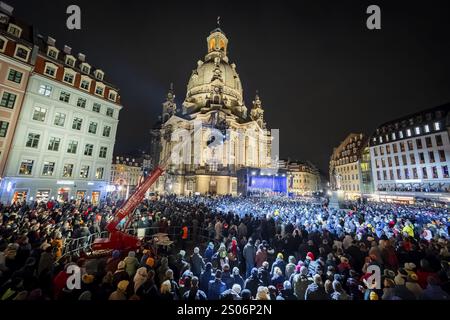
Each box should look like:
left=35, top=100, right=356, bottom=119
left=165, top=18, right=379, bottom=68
left=8, top=0, right=450, bottom=175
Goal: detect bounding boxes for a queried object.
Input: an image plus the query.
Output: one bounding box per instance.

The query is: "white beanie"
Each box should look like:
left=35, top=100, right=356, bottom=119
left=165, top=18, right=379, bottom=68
left=194, top=247, right=200, bottom=254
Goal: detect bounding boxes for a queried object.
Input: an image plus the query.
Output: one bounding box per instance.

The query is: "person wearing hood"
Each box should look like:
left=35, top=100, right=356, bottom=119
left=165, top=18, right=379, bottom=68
left=133, top=267, right=148, bottom=293
left=271, top=253, right=286, bottom=277
left=243, top=238, right=256, bottom=278
left=276, top=281, right=296, bottom=300
left=184, top=276, right=207, bottom=300
left=271, top=266, right=285, bottom=290
left=244, top=267, right=262, bottom=298
left=221, top=264, right=234, bottom=289
left=199, top=262, right=214, bottom=295
left=136, top=270, right=159, bottom=300
left=285, top=256, right=296, bottom=280
left=113, top=261, right=130, bottom=289
left=305, top=274, right=328, bottom=300
left=220, top=283, right=242, bottom=300
left=392, top=271, right=417, bottom=300
left=204, top=242, right=215, bottom=263
left=208, top=270, right=226, bottom=300
left=258, top=261, right=271, bottom=286
left=190, top=247, right=205, bottom=277
left=232, top=266, right=245, bottom=288
left=330, top=280, right=350, bottom=300
left=123, top=251, right=139, bottom=277
left=405, top=273, right=423, bottom=299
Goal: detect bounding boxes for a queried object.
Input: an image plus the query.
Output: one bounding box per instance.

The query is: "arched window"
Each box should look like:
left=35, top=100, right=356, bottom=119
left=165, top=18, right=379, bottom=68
left=209, top=38, right=216, bottom=51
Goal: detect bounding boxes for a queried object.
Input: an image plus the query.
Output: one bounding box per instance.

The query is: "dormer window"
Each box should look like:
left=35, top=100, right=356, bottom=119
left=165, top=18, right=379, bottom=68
left=94, top=70, right=104, bottom=81
left=47, top=47, right=59, bottom=59
left=14, top=45, right=30, bottom=61
left=80, top=76, right=91, bottom=91
left=65, top=55, right=76, bottom=67
left=95, top=83, right=105, bottom=96
left=108, top=90, right=117, bottom=102
left=80, top=63, right=91, bottom=74
left=63, top=68, right=76, bottom=85
left=7, top=24, right=22, bottom=38
left=44, top=62, right=57, bottom=78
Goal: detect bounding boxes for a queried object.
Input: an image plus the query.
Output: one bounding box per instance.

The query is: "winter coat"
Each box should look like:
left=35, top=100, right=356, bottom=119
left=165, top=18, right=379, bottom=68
left=331, top=291, right=350, bottom=300
left=207, top=279, right=226, bottom=300
left=222, top=271, right=234, bottom=289
left=255, top=249, right=267, bottom=268
left=184, top=288, right=207, bottom=300
left=276, top=288, right=297, bottom=300
left=232, top=274, right=245, bottom=288
left=420, top=285, right=450, bottom=300
left=271, top=258, right=286, bottom=276
left=244, top=275, right=262, bottom=298
left=305, top=283, right=328, bottom=300
left=199, top=270, right=214, bottom=294
left=123, top=256, right=140, bottom=277
left=243, top=243, right=256, bottom=265
left=293, top=274, right=312, bottom=300
left=191, top=253, right=205, bottom=277
left=220, top=288, right=241, bottom=300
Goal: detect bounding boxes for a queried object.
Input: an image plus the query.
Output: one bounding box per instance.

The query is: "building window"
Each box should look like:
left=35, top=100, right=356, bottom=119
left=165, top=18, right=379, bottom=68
left=108, top=92, right=116, bottom=101
left=424, top=124, right=430, bottom=133
left=414, top=127, right=420, bottom=135
left=418, top=152, right=425, bottom=164
left=72, top=117, right=82, bottom=130
left=63, top=164, right=74, bottom=177
left=26, top=133, right=40, bottom=148
left=63, top=72, right=75, bottom=84
left=438, top=150, right=446, bottom=162
left=409, top=153, right=416, bottom=165
left=80, top=165, right=90, bottom=178
left=95, top=85, right=104, bottom=96
left=435, top=134, right=443, bottom=147
left=48, top=137, right=61, bottom=151
left=38, top=84, right=52, bottom=97
left=407, top=140, right=414, bottom=151
left=8, top=24, right=22, bottom=37
left=386, top=145, right=391, bottom=154
left=66, top=56, right=75, bottom=67
left=404, top=168, right=409, bottom=179
left=7, top=69, right=23, bottom=84
left=434, top=122, right=441, bottom=131
left=67, top=140, right=78, bottom=154
left=394, top=156, right=399, bottom=166
left=425, top=137, right=432, bottom=148
left=42, top=161, right=55, bottom=176
left=47, top=48, right=58, bottom=59
left=416, top=139, right=422, bottom=149
left=44, top=65, right=56, bottom=77
left=442, top=165, right=449, bottom=178
left=99, top=146, right=107, bottom=158
left=106, top=108, right=114, bottom=117
left=93, top=103, right=101, bottom=113
left=0, top=92, right=16, bottom=109
left=102, top=125, right=111, bottom=137
left=95, top=167, right=104, bottom=179
left=399, top=131, right=404, bottom=139
left=53, top=112, right=66, bottom=127
left=0, top=121, right=9, bottom=137
left=77, top=97, right=86, bottom=108
left=391, top=132, right=396, bottom=140
left=412, top=168, right=418, bottom=179
left=396, top=168, right=401, bottom=179
left=422, top=167, right=428, bottom=179
left=80, top=79, right=90, bottom=90
left=392, top=144, right=398, bottom=153
left=94, top=70, right=104, bottom=81
left=19, top=160, right=34, bottom=175
left=429, top=151, right=435, bottom=163
left=88, top=122, right=97, bottom=134
left=59, top=91, right=70, bottom=103
left=32, top=107, right=47, bottom=122
left=15, top=47, right=29, bottom=60
left=406, top=129, right=412, bottom=137
left=84, top=144, right=94, bottom=156
left=432, top=166, right=438, bottom=179
left=374, top=147, right=378, bottom=156
left=81, top=64, right=90, bottom=74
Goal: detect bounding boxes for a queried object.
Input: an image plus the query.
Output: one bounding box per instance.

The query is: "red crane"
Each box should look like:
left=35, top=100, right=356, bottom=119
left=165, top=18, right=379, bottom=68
left=91, top=165, right=165, bottom=252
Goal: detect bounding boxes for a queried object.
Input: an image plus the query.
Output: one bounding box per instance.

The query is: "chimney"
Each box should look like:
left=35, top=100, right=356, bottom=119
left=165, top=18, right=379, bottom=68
left=63, top=45, right=72, bottom=55
left=0, top=2, right=13, bottom=16
left=47, top=36, right=56, bottom=46
left=78, top=53, right=85, bottom=62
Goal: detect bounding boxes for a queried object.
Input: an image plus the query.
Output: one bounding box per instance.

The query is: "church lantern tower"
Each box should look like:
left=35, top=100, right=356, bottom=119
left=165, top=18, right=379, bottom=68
left=161, top=83, right=177, bottom=123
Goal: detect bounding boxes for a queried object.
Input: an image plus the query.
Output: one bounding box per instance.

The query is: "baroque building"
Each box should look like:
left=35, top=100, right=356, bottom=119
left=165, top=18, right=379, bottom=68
left=154, top=26, right=272, bottom=195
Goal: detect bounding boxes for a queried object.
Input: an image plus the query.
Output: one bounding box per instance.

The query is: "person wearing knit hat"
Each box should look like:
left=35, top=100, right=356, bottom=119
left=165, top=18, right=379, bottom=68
left=240, top=288, right=252, bottom=300
left=109, top=280, right=129, bottom=300
left=405, top=273, right=423, bottom=299
left=306, top=252, right=315, bottom=261
left=232, top=266, right=245, bottom=289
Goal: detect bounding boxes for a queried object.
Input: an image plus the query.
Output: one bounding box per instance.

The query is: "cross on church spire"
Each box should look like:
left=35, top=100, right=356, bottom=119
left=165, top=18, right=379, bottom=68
left=217, top=16, right=221, bottom=27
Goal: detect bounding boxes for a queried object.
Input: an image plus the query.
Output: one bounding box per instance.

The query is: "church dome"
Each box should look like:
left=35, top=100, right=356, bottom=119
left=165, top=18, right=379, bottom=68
left=183, top=27, right=245, bottom=114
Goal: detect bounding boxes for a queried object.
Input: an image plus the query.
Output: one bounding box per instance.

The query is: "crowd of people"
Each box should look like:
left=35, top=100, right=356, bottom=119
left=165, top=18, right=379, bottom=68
left=0, top=194, right=449, bottom=301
